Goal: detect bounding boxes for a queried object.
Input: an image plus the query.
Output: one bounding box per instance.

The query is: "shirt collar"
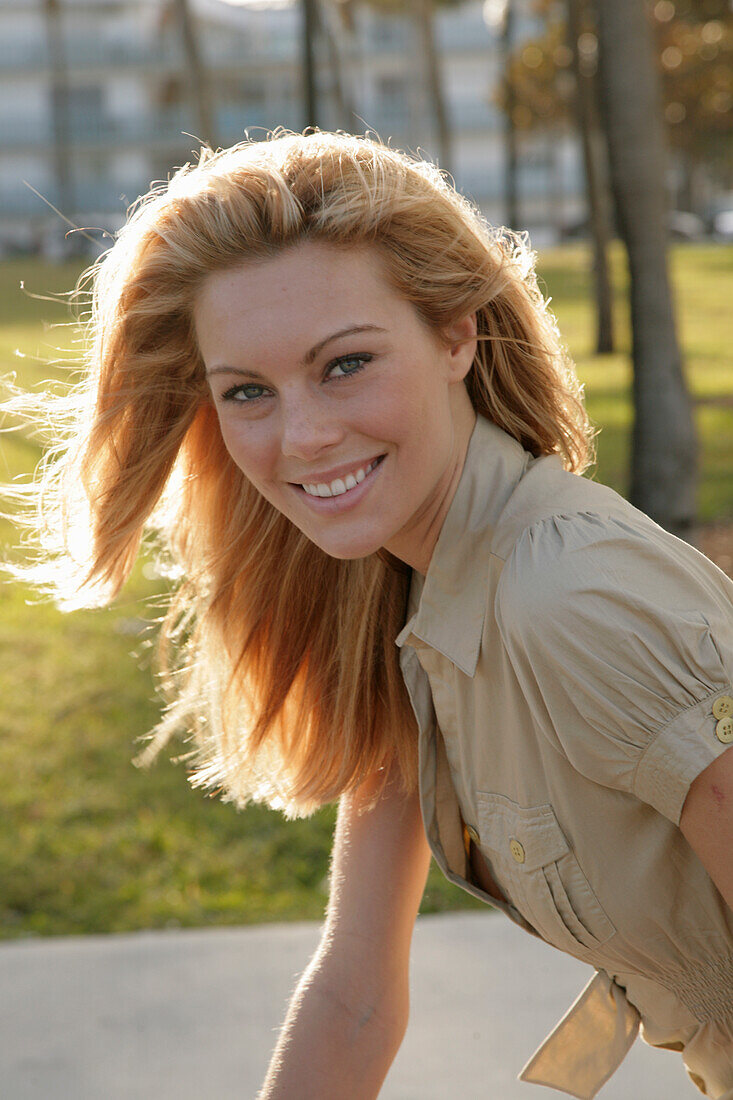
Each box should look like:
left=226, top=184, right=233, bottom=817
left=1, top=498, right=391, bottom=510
left=395, top=415, right=532, bottom=677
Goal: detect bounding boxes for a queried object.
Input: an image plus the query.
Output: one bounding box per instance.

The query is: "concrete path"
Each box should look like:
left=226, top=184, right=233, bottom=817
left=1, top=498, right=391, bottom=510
left=1, top=912, right=692, bottom=1098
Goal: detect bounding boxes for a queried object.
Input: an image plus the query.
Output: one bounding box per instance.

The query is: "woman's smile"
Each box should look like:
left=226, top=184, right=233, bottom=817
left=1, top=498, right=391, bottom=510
left=194, top=240, right=477, bottom=572
left=293, top=454, right=387, bottom=509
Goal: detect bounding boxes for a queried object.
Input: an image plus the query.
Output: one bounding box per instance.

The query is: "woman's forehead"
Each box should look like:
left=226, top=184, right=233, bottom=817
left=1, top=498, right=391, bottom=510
left=201, top=240, right=388, bottom=293
left=193, top=242, right=419, bottom=369
left=195, top=243, right=404, bottom=334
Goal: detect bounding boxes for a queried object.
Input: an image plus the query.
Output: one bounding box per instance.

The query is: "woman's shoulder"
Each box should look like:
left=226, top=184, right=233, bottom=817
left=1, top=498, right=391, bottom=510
left=491, top=459, right=653, bottom=608
left=492, top=459, right=733, bottom=640
left=490, top=454, right=639, bottom=562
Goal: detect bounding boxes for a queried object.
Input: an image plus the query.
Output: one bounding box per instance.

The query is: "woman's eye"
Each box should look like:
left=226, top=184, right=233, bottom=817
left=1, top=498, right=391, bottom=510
left=219, top=355, right=371, bottom=404
left=221, top=383, right=267, bottom=403
left=327, top=354, right=371, bottom=380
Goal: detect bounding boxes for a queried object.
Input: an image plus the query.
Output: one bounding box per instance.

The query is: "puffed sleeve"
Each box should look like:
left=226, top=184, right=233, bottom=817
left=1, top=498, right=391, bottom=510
left=495, top=509, right=733, bottom=824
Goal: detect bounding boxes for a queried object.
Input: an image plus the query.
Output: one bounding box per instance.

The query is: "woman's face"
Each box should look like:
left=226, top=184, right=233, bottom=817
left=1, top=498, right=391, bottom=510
left=194, top=240, right=477, bottom=572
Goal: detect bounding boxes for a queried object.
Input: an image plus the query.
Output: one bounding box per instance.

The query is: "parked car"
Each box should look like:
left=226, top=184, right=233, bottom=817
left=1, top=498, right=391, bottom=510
left=712, top=209, right=733, bottom=241
left=668, top=210, right=706, bottom=241
left=560, top=210, right=707, bottom=242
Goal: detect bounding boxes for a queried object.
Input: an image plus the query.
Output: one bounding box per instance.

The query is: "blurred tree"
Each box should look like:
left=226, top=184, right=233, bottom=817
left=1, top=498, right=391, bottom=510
left=414, top=0, right=454, bottom=175
left=566, top=0, right=614, bottom=351
left=292, top=0, right=360, bottom=130
left=485, top=0, right=520, bottom=229
left=43, top=0, right=74, bottom=217
left=594, top=0, right=697, bottom=539
left=319, top=0, right=359, bottom=129
left=654, top=0, right=732, bottom=210
left=335, top=0, right=456, bottom=175
left=302, top=0, right=320, bottom=128
left=495, top=0, right=615, bottom=347
left=172, top=0, right=219, bottom=147
left=501, top=0, right=732, bottom=211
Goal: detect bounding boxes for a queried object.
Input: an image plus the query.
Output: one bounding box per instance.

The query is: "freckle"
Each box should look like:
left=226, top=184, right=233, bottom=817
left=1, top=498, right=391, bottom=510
left=711, top=784, right=726, bottom=807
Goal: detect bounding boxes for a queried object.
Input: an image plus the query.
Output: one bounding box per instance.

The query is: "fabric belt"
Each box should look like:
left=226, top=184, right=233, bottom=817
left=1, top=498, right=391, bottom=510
left=518, top=969, right=641, bottom=1099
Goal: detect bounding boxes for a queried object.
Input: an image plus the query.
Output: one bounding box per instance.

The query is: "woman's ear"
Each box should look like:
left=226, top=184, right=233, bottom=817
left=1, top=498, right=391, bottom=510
left=444, top=312, right=478, bottom=383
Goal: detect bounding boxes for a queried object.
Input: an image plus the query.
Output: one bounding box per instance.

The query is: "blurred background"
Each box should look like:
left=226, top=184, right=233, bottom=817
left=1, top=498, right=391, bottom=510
left=0, top=0, right=732, bottom=942
left=1, top=0, right=731, bottom=252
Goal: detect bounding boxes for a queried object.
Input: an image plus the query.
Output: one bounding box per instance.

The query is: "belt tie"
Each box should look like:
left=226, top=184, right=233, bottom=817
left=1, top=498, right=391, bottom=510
left=519, top=969, right=641, bottom=1099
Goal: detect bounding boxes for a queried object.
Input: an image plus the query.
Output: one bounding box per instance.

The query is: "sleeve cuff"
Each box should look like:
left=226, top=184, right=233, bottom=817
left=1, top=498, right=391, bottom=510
left=633, top=690, right=733, bottom=825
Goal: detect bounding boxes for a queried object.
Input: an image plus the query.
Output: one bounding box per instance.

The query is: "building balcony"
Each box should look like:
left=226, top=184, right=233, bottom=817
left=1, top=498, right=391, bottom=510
left=447, top=100, right=502, bottom=131
left=0, top=30, right=302, bottom=76
left=436, top=14, right=494, bottom=51
left=0, top=101, right=306, bottom=157
left=0, top=92, right=503, bottom=158
left=0, top=37, right=181, bottom=75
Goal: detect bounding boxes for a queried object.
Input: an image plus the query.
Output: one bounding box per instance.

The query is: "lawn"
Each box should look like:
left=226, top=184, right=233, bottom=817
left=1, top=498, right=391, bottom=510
left=1, top=244, right=732, bottom=939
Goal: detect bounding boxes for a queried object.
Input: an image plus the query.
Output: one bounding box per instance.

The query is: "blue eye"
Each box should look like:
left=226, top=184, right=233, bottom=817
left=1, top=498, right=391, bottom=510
left=328, top=354, right=372, bottom=379
left=221, top=383, right=267, bottom=403
left=219, top=353, right=372, bottom=406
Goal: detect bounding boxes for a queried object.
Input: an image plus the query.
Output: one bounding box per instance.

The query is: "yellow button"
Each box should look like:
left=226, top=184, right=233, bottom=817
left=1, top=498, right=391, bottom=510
left=713, top=695, right=733, bottom=720
left=465, top=825, right=480, bottom=845
left=509, top=838, right=526, bottom=864
left=716, top=717, right=733, bottom=744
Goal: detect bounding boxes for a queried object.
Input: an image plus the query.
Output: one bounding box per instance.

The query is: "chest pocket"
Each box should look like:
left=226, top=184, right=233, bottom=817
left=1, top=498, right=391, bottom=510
left=476, top=792, right=616, bottom=959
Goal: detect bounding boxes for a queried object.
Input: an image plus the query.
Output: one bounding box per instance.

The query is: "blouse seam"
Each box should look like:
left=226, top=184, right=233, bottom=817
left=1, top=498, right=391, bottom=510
left=490, top=503, right=629, bottom=566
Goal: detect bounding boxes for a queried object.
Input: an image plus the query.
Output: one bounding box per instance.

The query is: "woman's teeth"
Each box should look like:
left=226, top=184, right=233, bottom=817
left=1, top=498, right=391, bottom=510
left=302, top=458, right=380, bottom=498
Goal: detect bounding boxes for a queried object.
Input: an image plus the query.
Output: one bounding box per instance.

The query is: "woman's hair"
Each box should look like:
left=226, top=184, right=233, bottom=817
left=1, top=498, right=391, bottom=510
left=6, top=129, right=596, bottom=817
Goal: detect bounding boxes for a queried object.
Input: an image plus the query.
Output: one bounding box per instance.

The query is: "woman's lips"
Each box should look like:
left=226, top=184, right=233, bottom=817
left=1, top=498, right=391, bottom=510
left=301, top=455, right=383, bottom=498
left=294, top=454, right=386, bottom=511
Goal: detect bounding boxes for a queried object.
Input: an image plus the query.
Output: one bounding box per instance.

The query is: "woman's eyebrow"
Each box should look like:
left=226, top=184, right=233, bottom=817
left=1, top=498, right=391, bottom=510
left=205, top=323, right=387, bottom=378
left=302, top=323, right=387, bottom=365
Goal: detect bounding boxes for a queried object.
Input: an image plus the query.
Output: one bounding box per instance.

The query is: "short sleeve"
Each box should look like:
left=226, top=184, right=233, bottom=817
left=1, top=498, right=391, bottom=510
left=495, top=509, right=733, bottom=824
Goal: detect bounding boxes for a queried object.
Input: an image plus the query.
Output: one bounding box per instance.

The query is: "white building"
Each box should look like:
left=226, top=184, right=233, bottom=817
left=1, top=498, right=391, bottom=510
left=0, top=0, right=584, bottom=253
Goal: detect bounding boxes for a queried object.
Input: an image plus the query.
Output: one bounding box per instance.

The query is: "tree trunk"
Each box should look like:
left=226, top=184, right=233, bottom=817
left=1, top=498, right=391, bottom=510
left=302, top=0, right=320, bottom=129
left=594, top=0, right=697, bottom=540
left=566, top=0, right=614, bottom=354
left=319, top=0, right=358, bottom=131
left=413, top=0, right=453, bottom=176
left=44, top=0, right=74, bottom=217
left=501, top=4, right=519, bottom=230
left=173, top=0, right=218, bottom=147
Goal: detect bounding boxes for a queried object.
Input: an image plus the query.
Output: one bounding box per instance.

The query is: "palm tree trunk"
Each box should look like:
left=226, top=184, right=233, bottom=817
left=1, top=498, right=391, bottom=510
left=173, top=0, right=218, bottom=147
left=594, top=0, right=697, bottom=540
left=566, top=0, right=614, bottom=353
left=413, top=0, right=453, bottom=175
left=319, top=0, right=358, bottom=130
left=302, top=0, right=320, bottom=128
left=501, top=4, right=519, bottom=229
left=44, top=0, right=74, bottom=217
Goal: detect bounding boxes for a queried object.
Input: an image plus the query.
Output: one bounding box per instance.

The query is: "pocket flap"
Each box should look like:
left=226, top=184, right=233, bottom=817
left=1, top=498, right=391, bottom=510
left=476, top=793, right=570, bottom=872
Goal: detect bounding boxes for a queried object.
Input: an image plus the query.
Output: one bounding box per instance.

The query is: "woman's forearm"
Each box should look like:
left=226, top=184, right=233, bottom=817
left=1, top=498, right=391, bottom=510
left=258, top=946, right=408, bottom=1100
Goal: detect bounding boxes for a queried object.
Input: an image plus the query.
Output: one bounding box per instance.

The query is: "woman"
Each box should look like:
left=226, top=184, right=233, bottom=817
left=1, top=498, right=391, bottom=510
left=8, top=131, right=733, bottom=1097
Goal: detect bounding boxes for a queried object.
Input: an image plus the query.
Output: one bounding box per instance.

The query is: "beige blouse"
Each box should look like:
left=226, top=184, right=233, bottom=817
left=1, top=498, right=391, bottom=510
left=396, top=415, right=733, bottom=1098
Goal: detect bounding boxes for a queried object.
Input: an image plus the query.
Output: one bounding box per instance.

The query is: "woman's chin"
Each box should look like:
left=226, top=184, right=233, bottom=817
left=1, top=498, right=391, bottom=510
left=299, top=525, right=390, bottom=562
left=311, top=538, right=385, bottom=561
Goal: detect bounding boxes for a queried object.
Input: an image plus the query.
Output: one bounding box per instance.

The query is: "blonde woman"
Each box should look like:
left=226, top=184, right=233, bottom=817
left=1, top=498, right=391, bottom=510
left=8, top=131, right=733, bottom=1098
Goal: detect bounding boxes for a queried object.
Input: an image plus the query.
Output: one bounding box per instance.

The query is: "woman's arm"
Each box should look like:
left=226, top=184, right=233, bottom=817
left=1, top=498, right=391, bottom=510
left=258, top=766, right=432, bottom=1100
left=680, top=746, right=733, bottom=911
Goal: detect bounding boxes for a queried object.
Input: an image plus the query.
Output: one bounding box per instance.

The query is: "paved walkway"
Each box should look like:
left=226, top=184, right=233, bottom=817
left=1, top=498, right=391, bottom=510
left=1, top=912, right=692, bottom=1098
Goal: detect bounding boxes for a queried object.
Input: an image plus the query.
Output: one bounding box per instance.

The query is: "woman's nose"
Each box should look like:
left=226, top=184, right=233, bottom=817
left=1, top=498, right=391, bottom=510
left=279, top=391, right=345, bottom=460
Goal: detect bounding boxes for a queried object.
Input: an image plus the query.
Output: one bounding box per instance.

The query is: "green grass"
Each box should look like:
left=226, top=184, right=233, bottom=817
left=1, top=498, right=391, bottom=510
left=1, top=244, right=732, bottom=939
left=537, top=242, right=733, bottom=517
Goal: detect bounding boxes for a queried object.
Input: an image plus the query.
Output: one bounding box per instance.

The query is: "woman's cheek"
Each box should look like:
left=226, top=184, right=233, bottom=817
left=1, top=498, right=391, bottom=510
left=219, top=417, right=264, bottom=476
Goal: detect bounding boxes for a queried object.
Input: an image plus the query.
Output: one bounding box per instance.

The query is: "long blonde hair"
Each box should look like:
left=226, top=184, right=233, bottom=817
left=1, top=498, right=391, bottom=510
left=7, top=130, right=596, bottom=817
